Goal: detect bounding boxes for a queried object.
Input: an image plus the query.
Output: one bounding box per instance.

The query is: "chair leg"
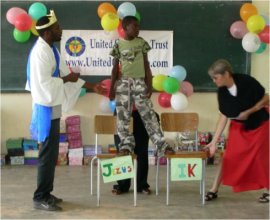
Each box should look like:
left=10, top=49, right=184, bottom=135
left=90, top=156, right=97, bottom=195
left=166, top=158, right=170, bottom=205
left=97, top=158, right=100, bottom=207
left=133, top=158, right=137, bottom=207
left=202, top=159, right=206, bottom=205
left=156, top=156, right=160, bottom=195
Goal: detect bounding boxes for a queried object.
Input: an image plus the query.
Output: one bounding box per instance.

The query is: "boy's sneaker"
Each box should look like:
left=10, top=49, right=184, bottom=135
left=33, top=199, right=62, bottom=211
left=50, top=194, right=63, bottom=204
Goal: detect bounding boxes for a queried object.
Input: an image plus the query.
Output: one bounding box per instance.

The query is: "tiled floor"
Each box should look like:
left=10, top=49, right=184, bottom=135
left=1, top=164, right=269, bottom=219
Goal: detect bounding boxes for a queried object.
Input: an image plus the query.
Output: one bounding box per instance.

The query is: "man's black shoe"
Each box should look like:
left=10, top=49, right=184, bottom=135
left=50, top=194, right=63, bottom=204
left=33, top=199, right=62, bottom=211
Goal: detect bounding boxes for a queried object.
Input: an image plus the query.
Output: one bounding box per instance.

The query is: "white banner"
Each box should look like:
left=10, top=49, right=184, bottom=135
left=61, top=30, right=173, bottom=76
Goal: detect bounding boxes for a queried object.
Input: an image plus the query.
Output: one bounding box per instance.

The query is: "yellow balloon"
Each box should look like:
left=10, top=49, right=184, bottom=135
left=247, top=15, right=265, bottom=33
left=31, top=20, right=39, bottom=36
left=101, top=13, right=119, bottom=31
left=152, top=74, right=167, bottom=91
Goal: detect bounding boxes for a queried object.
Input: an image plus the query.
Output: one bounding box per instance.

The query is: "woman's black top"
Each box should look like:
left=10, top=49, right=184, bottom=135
left=218, top=73, right=269, bottom=130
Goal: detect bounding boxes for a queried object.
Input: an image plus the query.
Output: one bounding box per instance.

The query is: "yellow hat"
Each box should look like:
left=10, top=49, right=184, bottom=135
left=36, top=10, right=57, bottom=30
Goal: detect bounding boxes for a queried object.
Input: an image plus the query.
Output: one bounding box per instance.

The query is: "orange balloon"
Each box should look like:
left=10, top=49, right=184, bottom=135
left=97, top=2, right=116, bottom=18
left=240, top=3, right=258, bottom=22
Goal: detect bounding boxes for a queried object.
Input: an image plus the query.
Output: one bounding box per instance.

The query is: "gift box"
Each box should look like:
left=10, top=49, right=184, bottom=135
left=6, top=138, right=23, bottom=150
left=83, top=155, right=97, bottom=166
left=65, top=115, right=81, bottom=125
left=67, top=132, right=82, bottom=141
left=83, top=145, right=102, bottom=156
left=156, top=156, right=167, bottom=165
left=60, top=119, right=66, bottom=133
left=0, top=155, right=6, bottom=166
left=148, top=156, right=156, bottom=165
left=59, top=142, right=69, bottom=154
left=24, top=158, right=38, bottom=165
left=57, top=153, right=68, bottom=165
left=69, top=148, right=84, bottom=157
left=24, top=150, right=39, bottom=158
left=69, top=139, right=82, bottom=149
left=10, top=156, right=24, bottom=165
left=108, top=144, right=117, bottom=154
left=66, top=124, right=81, bottom=133
left=8, top=148, right=24, bottom=156
left=59, top=133, right=68, bottom=142
left=69, top=157, right=83, bottom=166
left=23, top=139, right=38, bottom=150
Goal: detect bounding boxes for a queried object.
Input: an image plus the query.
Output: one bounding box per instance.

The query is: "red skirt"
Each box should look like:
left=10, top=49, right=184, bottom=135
left=221, top=119, right=269, bottom=192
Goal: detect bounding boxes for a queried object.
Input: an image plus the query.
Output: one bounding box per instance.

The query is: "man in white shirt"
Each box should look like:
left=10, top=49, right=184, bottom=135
left=26, top=10, right=104, bottom=211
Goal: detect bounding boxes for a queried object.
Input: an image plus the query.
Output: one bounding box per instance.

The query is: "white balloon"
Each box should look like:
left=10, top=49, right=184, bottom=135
left=117, top=2, right=136, bottom=19
left=170, top=92, right=188, bottom=111
left=242, top=32, right=261, bottom=52
left=99, top=97, right=111, bottom=113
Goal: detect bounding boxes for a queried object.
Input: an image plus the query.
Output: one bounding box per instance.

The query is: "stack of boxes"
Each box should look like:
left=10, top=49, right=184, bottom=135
left=23, top=139, right=38, bottom=165
left=6, top=138, right=24, bottom=165
left=66, top=115, right=83, bottom=165
left=58, top=119, right=69, bottom=165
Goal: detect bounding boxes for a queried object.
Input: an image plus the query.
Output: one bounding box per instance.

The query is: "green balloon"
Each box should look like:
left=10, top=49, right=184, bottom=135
left=256, top=43, right=267, bottom=54
left=13, top=28, right=31, bottom=43
left=135, top=11, right=141, bottom=22
left=162, top=77, right=180, bottom=94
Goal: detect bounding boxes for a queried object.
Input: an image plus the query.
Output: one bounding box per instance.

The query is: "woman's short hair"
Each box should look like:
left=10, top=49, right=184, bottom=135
left=208, top=59, right=233, bottom=77
left=122, top=16, right=138, bottom=30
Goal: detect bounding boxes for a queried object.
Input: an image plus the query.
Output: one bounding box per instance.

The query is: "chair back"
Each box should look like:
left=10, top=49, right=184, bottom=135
left=161, top=112, right=199, bottom=132
left=94, top=115, right=133, bottom=135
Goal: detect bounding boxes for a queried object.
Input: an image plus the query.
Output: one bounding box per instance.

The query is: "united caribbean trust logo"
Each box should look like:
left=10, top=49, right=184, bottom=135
left=65, top=36, right=86, bottom=57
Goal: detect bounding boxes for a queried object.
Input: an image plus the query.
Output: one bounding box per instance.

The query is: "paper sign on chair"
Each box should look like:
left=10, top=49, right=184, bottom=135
left=171, top=158, right=202, bottom=181
left=101, top=155, right=135, bottom=183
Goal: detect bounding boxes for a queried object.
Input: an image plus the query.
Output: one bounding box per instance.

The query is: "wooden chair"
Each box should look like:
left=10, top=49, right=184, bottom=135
left=90, top=115, right=137, bottom=206
left=155, top=112, right=207, bottom=205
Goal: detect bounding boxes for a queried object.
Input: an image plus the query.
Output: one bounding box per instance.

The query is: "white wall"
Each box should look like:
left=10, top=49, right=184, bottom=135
left=1, top=0, right=269, bottom=154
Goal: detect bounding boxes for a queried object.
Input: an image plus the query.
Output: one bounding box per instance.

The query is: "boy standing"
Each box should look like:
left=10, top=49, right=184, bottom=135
left=109, top=16, right=174, bottom=156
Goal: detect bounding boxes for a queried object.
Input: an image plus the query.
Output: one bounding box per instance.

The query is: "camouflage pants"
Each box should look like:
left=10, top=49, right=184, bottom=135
left=115, top=78, right=169, bottom=152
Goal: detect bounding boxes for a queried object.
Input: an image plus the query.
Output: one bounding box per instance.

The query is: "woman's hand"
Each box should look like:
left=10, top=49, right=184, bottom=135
left=203, top=141, right=217, bottom=157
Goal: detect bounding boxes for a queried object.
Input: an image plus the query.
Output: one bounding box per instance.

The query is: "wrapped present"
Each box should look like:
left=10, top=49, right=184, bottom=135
left=68, top=139, right=82, bottom=149
left=10, top=156, right=24, bottom=165
left=24, top=150, right=39, bottom=158
left=148, top=148, right=156, bottom=156
left=83, top=145, right=102, bottom=156
left=8, top=148, right=24, bottom=156
left=57, top=153, right=68, bottom=165
left=69, top=148, right=83, bottom=157
left=108, top=144, right=117, bottom=154
left=65, top=115, right=80, bottom=125
left=66, top=124, right=81, bottom=133
left=69, top=157, right=83, bottom=166
left=83, top=155, right=97, bottom=166
left=23, top=139, right=38, bottom=150
left=59, top=142, right=69, bottom=154
left=24, top=158, right=38, bottom=165
left=67, top=132, right=82, bottom=141
left=59, top=133, right=67, bottom=142
left=148, top=156, right=156, bottom=165
left=60, top=119, right=66, bottom=133
left=156, top=156, right=167, bottom=165
left=0, top=155, right=6, bottom=166
left=6, top=138, right=23, bottom=150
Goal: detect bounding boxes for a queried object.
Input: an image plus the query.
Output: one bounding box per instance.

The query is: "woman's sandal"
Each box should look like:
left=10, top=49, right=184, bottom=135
left=205, top=191, right=218, bottom=201
left=258, top=192, right=269, bottom=203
